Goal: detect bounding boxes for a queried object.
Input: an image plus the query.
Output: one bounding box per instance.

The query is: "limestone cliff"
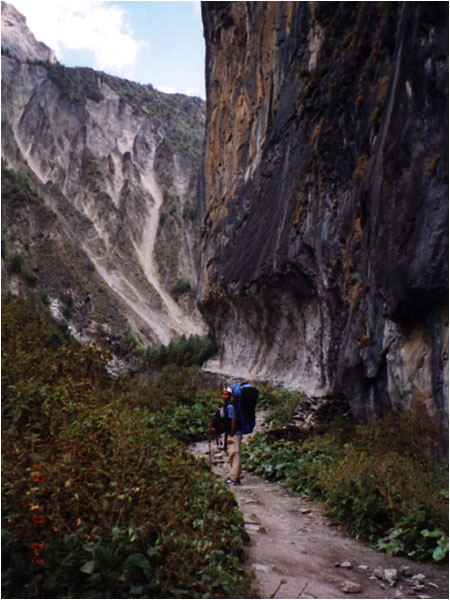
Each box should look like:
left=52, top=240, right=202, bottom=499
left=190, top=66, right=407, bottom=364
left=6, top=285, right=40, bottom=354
left=1, top=1, right=57, bottom=63
left=200, top=2, right=448, bottom=421
left=2, top=2, right=206, bottom=356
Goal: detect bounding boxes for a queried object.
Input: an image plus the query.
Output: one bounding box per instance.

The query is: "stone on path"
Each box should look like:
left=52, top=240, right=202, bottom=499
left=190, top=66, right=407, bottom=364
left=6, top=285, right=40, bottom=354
left=340, top=580, right=362, bottom=593
left=384, top=568, right=399, bottom=585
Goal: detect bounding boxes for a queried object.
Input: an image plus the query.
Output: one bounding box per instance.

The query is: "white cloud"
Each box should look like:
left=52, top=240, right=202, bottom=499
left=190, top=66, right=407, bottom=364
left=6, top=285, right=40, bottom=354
left=157, top=85, right=175, bottom=95
left=11, top=0, right=147, bottom=73
left=184, top=87, right=201, bottom=98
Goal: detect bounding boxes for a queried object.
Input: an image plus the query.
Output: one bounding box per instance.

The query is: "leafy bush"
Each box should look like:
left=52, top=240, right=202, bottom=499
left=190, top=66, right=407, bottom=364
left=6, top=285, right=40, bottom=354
left=9, top=252, right=25, bottom=274
left=243, top=408, right=448, bottom=562
left=1, top=297, right=255, bottom=598
left=147, top=334, right=217, bottom=368
left=183, top=201, right=198, bottom=222
left=156, top=390, right=218, bottom=443
left=1, top=164, right=39, bottom=205
left=172, top=278, right=192, bottom=299
left=36, top=61, right=103, bottom=105
left=259, top=387, right=303, bottom=429
left=120, top=328, right=145, bottom=357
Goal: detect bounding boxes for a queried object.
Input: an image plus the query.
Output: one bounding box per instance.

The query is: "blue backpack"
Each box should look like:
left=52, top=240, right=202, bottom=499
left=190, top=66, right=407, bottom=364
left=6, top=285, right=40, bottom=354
left=231, top=382, right=259, bottom=434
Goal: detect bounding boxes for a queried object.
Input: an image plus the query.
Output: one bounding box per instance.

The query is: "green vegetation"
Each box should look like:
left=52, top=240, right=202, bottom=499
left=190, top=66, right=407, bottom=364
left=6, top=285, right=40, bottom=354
left=183, top=200, right=199, bottom=222
left=1, top=163, right=134, bottom=347
left=2, top=296, right=255, bottom=599
left=172, top=278, right=192, bottom=300
left=1, top=162, right=39, bottom=205
left=256, top=384, right=303, bottom=429
left=35, top=61, right=103, bottom=105
left=8, top=252, right=25, bottom=274
left=120, top=328, right=146, bottom=358
left=146, top=334, right=217, bottom=369
left=243, top=404, right=448, bottom=563
left=30, top=61, right=204, bottom=161
left=95, top=74, right=204, bottom=161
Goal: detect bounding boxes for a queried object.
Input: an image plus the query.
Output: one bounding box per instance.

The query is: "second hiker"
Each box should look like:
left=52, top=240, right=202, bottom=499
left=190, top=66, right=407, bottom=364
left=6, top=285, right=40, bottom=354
left=223, top=386, right=242, bottom=486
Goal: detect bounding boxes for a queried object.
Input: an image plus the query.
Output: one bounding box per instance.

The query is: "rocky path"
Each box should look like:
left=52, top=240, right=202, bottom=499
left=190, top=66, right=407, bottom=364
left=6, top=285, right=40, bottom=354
left=190, top=440, right=449, bottom=600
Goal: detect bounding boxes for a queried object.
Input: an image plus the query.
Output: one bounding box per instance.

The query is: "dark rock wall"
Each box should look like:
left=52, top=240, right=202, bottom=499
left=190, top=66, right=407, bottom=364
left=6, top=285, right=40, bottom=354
left=199, top=1, right=448, bottom=421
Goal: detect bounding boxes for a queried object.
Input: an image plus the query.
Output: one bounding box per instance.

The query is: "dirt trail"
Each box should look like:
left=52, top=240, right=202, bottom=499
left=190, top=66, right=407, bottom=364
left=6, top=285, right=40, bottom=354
left=190, top=437, right=448, bottom=600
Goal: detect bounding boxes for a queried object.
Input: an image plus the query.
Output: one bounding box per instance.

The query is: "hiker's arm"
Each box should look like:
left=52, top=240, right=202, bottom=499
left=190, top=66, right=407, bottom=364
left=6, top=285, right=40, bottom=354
left=230, top=418, right=236, bottom=436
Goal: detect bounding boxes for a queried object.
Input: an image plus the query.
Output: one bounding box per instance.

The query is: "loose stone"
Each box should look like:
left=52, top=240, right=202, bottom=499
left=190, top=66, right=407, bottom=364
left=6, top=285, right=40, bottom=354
left=384, top=568, right=399, bottom=585
left=374, top=567, right=384, bottom=579
left=340, top=581, right=362, bottom=594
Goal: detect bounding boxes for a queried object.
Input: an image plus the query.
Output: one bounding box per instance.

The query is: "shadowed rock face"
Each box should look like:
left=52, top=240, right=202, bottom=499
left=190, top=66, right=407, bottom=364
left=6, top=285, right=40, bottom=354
left=199, top=2, right=448, bottom=421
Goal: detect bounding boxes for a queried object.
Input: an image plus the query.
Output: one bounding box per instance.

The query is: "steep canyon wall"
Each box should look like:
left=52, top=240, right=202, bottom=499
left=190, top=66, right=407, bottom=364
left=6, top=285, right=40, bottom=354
left=2, top=2, right=206, bottom=353
left=199, top=1, right=448, bottom=421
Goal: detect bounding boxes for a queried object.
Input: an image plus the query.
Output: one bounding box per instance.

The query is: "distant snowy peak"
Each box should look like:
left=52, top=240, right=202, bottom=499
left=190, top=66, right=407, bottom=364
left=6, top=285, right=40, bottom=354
left=1, top=1, right=57, bottom=63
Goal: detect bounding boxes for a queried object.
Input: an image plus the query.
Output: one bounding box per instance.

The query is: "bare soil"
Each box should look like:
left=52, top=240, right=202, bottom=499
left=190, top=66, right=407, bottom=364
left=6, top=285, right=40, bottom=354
left=190, top=438, right=449, bottom=600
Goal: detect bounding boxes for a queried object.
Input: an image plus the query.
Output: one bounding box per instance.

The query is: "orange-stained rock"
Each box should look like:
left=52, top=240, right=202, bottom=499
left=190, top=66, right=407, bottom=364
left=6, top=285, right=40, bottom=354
left=200, top=2, right=448, bottom=423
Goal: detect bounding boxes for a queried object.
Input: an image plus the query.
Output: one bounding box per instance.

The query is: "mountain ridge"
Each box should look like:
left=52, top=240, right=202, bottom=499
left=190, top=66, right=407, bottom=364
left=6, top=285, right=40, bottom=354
left=1, top=1, right=207, bottom=363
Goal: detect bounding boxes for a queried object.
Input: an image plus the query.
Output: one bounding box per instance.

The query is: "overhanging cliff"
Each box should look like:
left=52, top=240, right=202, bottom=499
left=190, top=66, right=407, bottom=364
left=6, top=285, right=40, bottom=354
left=199, top=1, right=448, bottom=421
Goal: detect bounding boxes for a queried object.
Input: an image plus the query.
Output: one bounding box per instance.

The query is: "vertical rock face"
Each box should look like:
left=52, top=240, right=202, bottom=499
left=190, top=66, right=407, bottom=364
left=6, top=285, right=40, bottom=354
left=200, top=2, right=448, bottom=421
left=2, top=2, right=206, bottom=351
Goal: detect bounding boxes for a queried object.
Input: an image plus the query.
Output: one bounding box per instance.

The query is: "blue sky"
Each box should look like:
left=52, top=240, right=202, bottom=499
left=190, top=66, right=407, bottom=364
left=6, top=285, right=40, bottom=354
left=11, top=0, right=206, bottom=98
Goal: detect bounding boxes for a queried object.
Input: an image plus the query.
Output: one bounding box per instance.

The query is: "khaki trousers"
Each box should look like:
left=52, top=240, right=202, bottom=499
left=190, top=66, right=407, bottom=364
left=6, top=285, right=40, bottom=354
left=228, top=434, right=242, bottom=482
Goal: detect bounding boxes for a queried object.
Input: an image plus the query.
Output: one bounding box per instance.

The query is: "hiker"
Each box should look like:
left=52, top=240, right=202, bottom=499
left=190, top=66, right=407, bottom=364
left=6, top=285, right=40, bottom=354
left=208, top=382, right=258, bottom=486
left=207, top=386, right=241, bottom=483
left=223, top=386, right=242, bottom=486
left=209, top=387, right=231, bottom=446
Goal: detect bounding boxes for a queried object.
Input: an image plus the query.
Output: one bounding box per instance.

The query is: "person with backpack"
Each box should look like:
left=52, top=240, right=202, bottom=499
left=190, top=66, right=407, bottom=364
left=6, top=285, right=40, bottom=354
left=208, top=382, right=259, bottom=486
left=224, top=386, right=243, bottom=486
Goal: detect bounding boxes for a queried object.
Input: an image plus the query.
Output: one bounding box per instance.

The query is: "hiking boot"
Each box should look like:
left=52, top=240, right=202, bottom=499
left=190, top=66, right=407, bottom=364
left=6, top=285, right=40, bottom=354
left=225, top=477, right=241, bottom=485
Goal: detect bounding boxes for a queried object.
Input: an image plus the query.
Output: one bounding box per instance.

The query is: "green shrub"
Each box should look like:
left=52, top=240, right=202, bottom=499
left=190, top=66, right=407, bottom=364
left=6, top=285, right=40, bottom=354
left=36, top=61, right=103, bottom=106
left=22, top=267, right=39, bottom=287
left=261, top=389, right=303, bottom=429
left=183, top=201, right=198, bottom=222
left=147, top=335, right=217, bottom=368
left=120, top=328, right=145, bottom=356
left=1, top=164, right=39, bottom=205
left=1, top=298, right=255, bottom=599
left=9, top=252, right=24, bottom=273
left=243, top=408, right=448, bottom=562
left=172, top=278, right=192, bottom=299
